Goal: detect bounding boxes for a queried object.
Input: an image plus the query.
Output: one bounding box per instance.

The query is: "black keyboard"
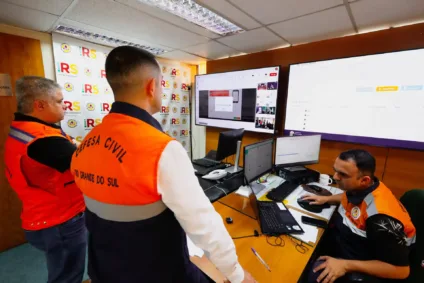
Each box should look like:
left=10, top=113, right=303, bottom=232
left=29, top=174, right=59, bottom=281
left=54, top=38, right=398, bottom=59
left=258, top=202, right=286, bottom=231
left=192, top=158, right=220, bottom=168
left=266, top=182, right=298, bottom=202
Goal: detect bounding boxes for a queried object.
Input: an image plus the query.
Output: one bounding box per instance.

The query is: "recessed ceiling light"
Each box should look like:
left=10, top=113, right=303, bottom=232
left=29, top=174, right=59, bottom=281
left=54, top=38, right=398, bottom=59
left=54, top=25, right=167, bottom=55
left=137, top=0, right=244, bottom=36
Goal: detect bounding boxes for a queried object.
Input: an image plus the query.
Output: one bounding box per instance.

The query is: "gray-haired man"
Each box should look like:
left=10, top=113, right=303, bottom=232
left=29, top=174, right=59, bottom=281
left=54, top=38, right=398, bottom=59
left=4, top=76, right=86, bottom=283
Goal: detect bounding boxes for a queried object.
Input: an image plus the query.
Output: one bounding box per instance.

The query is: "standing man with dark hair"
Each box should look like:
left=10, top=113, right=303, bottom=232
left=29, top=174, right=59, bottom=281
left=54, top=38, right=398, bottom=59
left=71, top=46, right=256, bottom=283
left=4, top=76, right=86, bottom=283
left=304, top=149, right=416, bottom=283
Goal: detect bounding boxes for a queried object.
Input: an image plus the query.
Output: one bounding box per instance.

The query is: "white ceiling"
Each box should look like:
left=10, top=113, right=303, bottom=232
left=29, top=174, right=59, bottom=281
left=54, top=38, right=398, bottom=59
left=0, top=0, right=423, bottom=64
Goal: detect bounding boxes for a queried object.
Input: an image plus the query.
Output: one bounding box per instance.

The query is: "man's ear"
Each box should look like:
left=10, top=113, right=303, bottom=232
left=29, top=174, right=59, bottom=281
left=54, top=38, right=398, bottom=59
left=361, top=175, right=372, bottom=185
left=146, top=77, right=156, bottom=98
left=33, top=100, right=45, bottom=111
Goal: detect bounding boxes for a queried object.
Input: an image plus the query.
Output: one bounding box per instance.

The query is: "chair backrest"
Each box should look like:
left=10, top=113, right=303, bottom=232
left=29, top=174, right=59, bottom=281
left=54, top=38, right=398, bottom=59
left=400, top=189, right=424, bottom=283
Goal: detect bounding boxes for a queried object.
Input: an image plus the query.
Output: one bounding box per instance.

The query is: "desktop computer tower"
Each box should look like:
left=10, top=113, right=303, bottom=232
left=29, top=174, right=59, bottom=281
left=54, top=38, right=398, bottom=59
left=276, top=167, right=320, bottom=185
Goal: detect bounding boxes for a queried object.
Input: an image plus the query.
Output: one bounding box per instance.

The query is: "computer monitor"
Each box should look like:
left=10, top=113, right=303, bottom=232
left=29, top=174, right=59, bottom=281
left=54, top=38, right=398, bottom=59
left=216, top=128, right=245, bottom=161
left=275, top=135, right=321, bottom=167
left=243, top=139, right=274, bottom=184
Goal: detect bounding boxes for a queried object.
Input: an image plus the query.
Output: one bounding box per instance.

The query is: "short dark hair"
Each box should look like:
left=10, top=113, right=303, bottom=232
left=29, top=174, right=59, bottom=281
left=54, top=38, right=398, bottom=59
left=105, top=46, right=160, bottom=94
left=339, top=149, right=376, bottom=178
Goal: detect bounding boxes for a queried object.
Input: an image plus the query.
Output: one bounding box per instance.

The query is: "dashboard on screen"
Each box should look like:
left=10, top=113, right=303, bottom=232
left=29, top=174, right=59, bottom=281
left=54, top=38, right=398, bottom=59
left=284, top=48, right=424, bottom=150
left=195, top=66, right=280, bottom=134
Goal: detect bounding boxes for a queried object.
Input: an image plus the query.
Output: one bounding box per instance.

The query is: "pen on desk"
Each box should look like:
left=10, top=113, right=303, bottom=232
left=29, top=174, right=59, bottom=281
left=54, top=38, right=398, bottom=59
left=251, top=247, right=271, bottom=272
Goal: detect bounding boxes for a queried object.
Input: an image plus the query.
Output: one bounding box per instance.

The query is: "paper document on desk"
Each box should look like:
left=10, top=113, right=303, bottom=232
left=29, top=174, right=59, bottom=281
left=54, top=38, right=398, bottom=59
left=255, top=175, right=284, bottom=199
left=288, top=208, right=319, bottom=245
left=285, top=183, right=342, bottom=221
left=187, top=236, right=204, bottom=258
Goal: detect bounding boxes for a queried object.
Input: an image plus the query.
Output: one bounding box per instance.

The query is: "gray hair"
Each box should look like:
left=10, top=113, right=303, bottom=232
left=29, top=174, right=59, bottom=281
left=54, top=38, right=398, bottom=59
left=15, top=76, right=61, bottom=114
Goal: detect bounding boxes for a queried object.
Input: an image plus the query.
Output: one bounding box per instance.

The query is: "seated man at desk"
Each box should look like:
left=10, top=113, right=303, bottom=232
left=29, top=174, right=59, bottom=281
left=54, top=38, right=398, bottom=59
left=304, top=149, right=416, bottom=283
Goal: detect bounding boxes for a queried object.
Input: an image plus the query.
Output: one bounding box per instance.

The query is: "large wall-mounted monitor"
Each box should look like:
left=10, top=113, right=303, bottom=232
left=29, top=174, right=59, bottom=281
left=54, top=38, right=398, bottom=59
left=195, top=66, right=280, bottom=134
left=284, top=48, right=424, bottom=150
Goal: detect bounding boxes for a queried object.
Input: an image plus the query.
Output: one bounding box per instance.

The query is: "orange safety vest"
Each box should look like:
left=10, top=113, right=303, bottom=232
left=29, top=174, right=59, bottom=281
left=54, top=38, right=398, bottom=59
left=71, top=112, right=172, bottom=205
left=71, top=106, right=203, bottom=283
left=340, top=182, right=416, bottom=245
left=4, top=121, right=85, bottom=230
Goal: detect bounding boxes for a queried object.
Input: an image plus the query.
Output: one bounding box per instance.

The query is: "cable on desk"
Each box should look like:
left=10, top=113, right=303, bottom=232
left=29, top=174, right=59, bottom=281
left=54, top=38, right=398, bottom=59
left=217, top=201, right=258, bottom=220
left=232, top=230, right=261, bottom=240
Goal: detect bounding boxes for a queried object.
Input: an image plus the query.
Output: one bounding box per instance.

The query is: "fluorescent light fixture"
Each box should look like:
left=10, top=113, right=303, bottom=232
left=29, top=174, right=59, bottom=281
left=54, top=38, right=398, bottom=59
left=137, top=0, right=244, bottom=36
left=54, top=25, right=167, bottom=55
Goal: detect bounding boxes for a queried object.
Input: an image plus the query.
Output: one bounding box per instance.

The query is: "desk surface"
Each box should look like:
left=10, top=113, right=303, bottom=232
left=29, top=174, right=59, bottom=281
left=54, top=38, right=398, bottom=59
left=209, top=193, right=325, bottom=283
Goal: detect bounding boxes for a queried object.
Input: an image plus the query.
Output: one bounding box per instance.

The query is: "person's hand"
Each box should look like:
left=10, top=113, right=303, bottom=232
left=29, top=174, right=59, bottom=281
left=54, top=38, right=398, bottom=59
left=314, top=256, right=347, bottom=283
left=302, top=194, right=329, bottom=205
left=241, top=269, right=257, bottom=283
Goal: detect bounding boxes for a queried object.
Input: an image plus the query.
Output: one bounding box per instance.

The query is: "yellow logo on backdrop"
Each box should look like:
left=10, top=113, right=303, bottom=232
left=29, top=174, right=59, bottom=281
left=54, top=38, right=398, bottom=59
left=67, top=119, right=78, bottom=128
left=61, top=43, right=71, bottom=53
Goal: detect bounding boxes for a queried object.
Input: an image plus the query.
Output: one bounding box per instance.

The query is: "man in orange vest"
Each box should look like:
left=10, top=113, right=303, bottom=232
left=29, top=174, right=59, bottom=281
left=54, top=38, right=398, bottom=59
left=71, top=46, right=256, bottom=283
left=304, top=149, right=416, bottom=283
left=4, top=76, right=86, bottom=283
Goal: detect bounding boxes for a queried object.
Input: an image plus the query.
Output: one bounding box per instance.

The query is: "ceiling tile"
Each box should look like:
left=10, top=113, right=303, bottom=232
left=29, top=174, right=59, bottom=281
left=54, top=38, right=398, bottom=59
left=183, top=41, right=239, bottom=59
left=217, top=27, right=288, bottom=53
left=0, top=1, right=58, bottom=31
left=65, top=0, right=210, bottom=49
left=58, top=18, right=173, bottom=52
left=197, top=0, right=261, bottom=30
left=1, top=0, right=73, bottom=16
left=229, top=0, right=343, bottom=25
left=158, top=50, right=206, bottom=65
left=269, top=6, right=354, bottom=45
left=115, top=0, right=220, bottom=39
left=351, top=0, right=424, bottom=31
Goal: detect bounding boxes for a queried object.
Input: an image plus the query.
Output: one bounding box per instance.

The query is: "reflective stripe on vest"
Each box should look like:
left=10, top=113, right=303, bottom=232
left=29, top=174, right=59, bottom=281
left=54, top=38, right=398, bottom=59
left=338, top=204, right=367, bottom=238
left=364, top=192, right=416, bottom=246
left=84, top=195, right=167, bottom=222
left=9, top=127, right=35, bottom=144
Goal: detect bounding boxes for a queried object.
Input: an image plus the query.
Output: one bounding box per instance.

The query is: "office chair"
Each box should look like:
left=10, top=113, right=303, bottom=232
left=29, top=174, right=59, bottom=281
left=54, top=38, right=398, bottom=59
left=400, top=189, right=424, bottom=283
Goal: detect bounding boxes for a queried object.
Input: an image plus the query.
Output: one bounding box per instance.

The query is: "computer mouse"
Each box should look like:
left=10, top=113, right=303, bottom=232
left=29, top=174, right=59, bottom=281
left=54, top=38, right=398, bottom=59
left=226, top=217, right=233, bottom=224
left=297, top=198, right=329, bottom=213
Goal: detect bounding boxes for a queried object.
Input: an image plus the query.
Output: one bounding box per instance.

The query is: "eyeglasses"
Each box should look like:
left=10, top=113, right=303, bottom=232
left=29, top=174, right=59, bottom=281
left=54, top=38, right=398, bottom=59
left=288, top=236, right=309, bottom=254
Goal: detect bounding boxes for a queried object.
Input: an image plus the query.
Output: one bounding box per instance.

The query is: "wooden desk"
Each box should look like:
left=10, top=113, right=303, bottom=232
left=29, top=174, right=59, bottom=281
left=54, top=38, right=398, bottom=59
left=194, top=193, right=327, bottom=283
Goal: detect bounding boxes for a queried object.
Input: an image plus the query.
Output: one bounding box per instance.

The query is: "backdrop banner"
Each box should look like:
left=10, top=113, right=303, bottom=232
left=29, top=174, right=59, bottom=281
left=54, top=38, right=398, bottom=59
left=52, top=33, right=191, bottom=155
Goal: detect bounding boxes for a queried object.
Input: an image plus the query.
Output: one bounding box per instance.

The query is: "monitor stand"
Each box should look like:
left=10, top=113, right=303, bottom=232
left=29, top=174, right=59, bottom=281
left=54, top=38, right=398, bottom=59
left=225, top=140, right=243, bottom=174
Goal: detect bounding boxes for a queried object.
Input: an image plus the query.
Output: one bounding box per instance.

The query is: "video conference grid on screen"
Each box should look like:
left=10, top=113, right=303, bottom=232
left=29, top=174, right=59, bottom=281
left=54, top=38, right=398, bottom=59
left=284, top=48, right=424, bottom=150
left=195, top=67, right=280, bottom=134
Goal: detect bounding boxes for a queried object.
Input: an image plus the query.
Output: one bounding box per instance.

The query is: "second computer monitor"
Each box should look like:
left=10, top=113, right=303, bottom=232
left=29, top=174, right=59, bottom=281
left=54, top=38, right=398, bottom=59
left=216, top=128, right=245, bottom=161
left=275, top=135, right=321, bottom=167
left=243, top=139, right=274, bottom=184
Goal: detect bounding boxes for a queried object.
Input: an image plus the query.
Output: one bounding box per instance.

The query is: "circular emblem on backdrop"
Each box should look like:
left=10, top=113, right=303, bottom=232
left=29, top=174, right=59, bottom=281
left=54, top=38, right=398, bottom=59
left=182, top=118, right=187, bottom=125
left=86, top=102, right=95, bottom=111
left=64, top=82, right=73, bottom=92
left=161, top=118, right=167, bottom=126
left=162, top=66, right=167, bottom=74
left=182, top=140, right=187, bottom=147
left=351, top=207, right=361, bottom=220
left=84, top=68, right=92, bottom=77
left=172, top=130, right=178, bottom=137
left=162, top=94, right=167, bottom=100
left=183, top=71, right=187, bottom=78
left=172, top=107, right=178, bottom=113
left=183, top=95, right=188, bottom=102
left=289, top=131, right=294, bottom=136
left=165, top=130, right=170, bottom=136
left=67, top=119, right=77, bottom=128
left=61, top=43, right=71, bottom=53
left=173, top=82, right=178, bottom=89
